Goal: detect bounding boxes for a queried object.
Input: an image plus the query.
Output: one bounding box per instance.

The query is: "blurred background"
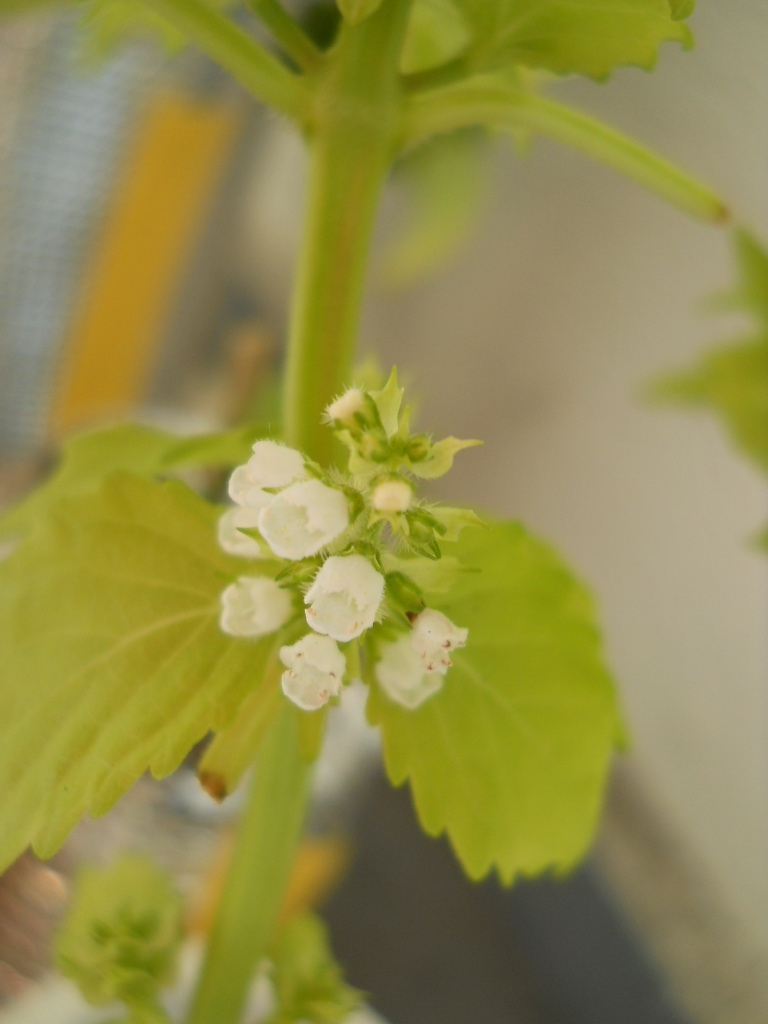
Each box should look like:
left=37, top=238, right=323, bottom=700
left=0, top=2, right=766, bottom=1022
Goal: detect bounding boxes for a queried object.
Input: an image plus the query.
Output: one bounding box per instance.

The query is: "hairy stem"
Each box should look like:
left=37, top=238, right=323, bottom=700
left=282, top=0, right=414, bottom=463
left=186, top=708, right=310, bottom=1024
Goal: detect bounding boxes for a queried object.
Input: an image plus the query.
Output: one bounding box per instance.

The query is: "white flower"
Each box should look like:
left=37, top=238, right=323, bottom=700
left=280, top=634, right=346, bottom=711
left=375, top=634, right=443, bottom=709
left=326, top=387, right=366, bottom=426
left=217, top=507, right=265, bottom=558
left=228, top=440, right=306, bottom=508
left=371, top=478, right=412, bottom=513
left=258, top=479, right=349, bottom=560
left=219, top=576, right=293, bottom=637
left=410, top=608, right=468, bottom=675
left=304, top=554, right=384, bottom=642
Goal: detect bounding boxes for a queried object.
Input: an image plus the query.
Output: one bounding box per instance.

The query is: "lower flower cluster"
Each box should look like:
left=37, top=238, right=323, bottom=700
left=217, top=379, right=473, bottom=713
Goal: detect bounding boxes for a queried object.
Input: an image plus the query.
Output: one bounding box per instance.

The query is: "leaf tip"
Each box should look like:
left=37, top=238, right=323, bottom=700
left=198, top=770, right=229, bottom=803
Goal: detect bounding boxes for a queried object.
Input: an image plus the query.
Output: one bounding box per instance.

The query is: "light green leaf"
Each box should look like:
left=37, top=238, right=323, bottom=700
left=369, top=367, right=404, bottom=437
left=335, top=0, right=385, bottom=25
left=729, top=229, right=768, bottom=325
left=652, top=231, right=768, bottom=477
left=0, top=421, right=263, bottom=539
left=408, top=435, right=481, bottom=478
left=668, top=0, right=694, bottom=19
left=456, top=0, right=693, bottom=79
left=198, top=649, right=283, bottom=800
left=401, top=0, right=471, bottom=74
left=382, top=552, right=465, bottom=592
left=0, top=474, right=284, bottom=872
left=367, top=521, right=621, bottom=882
left=76, top=0, right=236, bottom=59
left=430, top=504, right=485, bottom=540
left=382, top=130, right=489, bottom=288
left=652, top=340, right=768, bottom=473
left=55, top=854, right=182, bottom=1012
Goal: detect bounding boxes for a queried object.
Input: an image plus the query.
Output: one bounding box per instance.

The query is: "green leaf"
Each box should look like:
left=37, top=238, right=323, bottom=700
left=668, top=0, right=694, bottom=19
left=652, top=340, right=768, bottom=473
left=382, top=130, right=489, bottom=288
left=198, top=649, right=284, bottom=800
left=730, top=229, right=768, bottom=325
left=430, top=504, right=485, bottom=540
left=55, top=854, right=182, bottom=1012
left=75, top=0, right=236, bottom=59
left=0, top=421, right=263, bottom=539
left=408, top=435, right=482, bottom=478
left=401, top=0, right=471, bottom=74
left=456, top=0, right=693, bottom=79
left=652, top=231, right=768, bottom=477
left=266, top=915, right=362, bottom=1024
left=367, top=521, right=621, bottom=882
left=0, top=474, right=284, bottom=872
left=382, top=552, right=465, bottom=592
left=335, top=0, right=385, bottom=26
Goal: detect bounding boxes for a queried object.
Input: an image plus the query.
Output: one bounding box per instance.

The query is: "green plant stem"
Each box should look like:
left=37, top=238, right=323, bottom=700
left=141, top=0, right=308, bottom=122
left=246, top=0, right=322, bottom=72
left=282, top=0, right=414, bottom=463
left=186, top=708, right=310, bottom=1024
left=402, top=78, right=729, bottom=223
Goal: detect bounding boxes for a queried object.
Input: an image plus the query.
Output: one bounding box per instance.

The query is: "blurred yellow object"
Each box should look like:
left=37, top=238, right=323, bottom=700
left=50, top=92, right=242, bottom=435
left=188, top=835, right=353, bottom=937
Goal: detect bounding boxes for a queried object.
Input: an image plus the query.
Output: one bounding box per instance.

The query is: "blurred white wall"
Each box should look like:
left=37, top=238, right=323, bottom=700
left=370, top=1, right=768, bottom=955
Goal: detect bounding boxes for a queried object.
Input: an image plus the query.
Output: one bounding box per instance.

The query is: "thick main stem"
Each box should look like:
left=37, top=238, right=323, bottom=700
left=186, top=7, right=411, bottom=1023
left=186, top=708, right=309, bottom=1024
left=282, top=0, right=413, bottom=463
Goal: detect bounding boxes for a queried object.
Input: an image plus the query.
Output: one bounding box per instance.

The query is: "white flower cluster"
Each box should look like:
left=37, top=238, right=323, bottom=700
left=216, top=390, right=471, bottom=715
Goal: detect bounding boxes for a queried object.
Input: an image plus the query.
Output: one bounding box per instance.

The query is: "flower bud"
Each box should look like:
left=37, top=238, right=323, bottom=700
left=410, top=608, right=468, bottom=675
left=258, top=479, right=350, bottom=560
left=228, top=440, right=307, bottom=508
left=219, top=576, right=293, bottom=637
left=280, top=634, right=346, bottom=711
left=325, top=387, right=367, bottom=427
left=371, top=478, right=412, bottom=513
left=375, top=634, right=443, bottom=709
left=304, top=554, right=384, bottom=642
left=217, top=507, right=265, bottom=558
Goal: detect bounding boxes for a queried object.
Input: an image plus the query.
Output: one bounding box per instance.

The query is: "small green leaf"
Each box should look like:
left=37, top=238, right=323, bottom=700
left=368, top=521, right=622, bottom=882
left=267, top=914, right=362, bottom=1024
left=401, top=0, right=471, bottom=74
left=369, top=367, right=404, bottom=437
left=0, top=474, right=281, bottom=872
left=408, top=436, right=481, bottom=478
left=335, top=0, right=385, bottom=26
left=456, top=0, right=693, bottom=79
left=0, top=421, right=263, bottom=539
left=430, top=504, right=485, bottom=540
left=55, top=854, right=182, bottom=1013
left=652, top=340, right=768, bottom=473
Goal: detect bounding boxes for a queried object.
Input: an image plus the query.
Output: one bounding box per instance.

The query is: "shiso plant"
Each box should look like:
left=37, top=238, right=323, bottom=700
left=0, top=1, right=765, bottom=1022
